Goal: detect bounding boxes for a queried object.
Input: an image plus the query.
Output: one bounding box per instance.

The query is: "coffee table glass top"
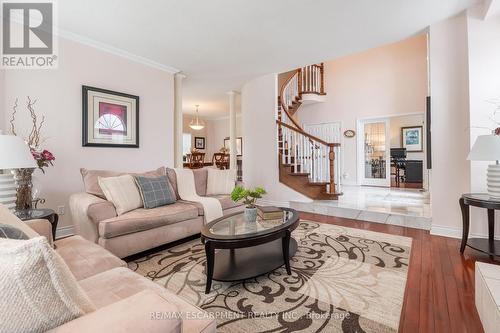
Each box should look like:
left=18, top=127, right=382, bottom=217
left=208, top=209, right=296, bottom=238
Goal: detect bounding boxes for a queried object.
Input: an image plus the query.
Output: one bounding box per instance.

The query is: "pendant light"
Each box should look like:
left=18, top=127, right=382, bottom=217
left=189, top=105, right=205, bottom=131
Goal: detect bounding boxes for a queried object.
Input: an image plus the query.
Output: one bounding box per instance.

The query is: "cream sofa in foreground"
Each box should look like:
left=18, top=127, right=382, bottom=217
left=70, top=167, right=243, bottom=258
left=0, top=205, right=215, bottom=333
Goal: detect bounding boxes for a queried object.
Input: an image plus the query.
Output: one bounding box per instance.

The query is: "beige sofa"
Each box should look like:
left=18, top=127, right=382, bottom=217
left=70, top=167, right=243, bottom=258
left=1, top=207, right=215, bottom=333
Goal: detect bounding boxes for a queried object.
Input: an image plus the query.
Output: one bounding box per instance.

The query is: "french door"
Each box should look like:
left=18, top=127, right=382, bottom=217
left=358, top=118, right=391, bottom=187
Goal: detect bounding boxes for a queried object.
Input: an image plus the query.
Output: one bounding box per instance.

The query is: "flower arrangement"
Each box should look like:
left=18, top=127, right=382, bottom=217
left=31, top=149, right=55, bottom=174
left=219, top=147, right=229, bottom=154
left=231, top=186, right=266, bottom=208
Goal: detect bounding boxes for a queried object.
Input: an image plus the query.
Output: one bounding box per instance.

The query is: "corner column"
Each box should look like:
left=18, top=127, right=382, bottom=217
left=174, top=73, right=186, bottom=168
left=227, top=91, right=238, bottom=170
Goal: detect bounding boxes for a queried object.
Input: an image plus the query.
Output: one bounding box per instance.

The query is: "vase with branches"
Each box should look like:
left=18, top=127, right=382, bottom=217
left=8, top=97, right=55, bottom=209
left=9, top=97, right=55, bottom=174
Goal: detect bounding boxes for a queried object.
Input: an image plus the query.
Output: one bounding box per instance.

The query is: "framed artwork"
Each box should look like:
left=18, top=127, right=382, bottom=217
left=224, top=137, right=243, bottom=156
left=194, top=137, right=205, bottom=149
left=82, top=85, right=139, bottom=148
left=401, top=126, right=423, bottom=152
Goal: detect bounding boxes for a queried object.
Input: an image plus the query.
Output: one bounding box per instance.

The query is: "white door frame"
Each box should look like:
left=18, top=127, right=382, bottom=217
left=357, top=117, right=391, bottom=187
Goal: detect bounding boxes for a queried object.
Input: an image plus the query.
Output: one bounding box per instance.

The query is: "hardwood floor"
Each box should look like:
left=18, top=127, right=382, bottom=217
left=299, top=211, right=498, bottom=333
left=391, top=176, right=423, bottom=189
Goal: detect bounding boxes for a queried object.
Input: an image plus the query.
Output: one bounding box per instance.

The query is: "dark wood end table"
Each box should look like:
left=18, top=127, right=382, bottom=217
left=15, top=208, right=59, bottom=240
left=200, top=208, right=300, bottom=294
left=459, top=193, right=500, bottom=259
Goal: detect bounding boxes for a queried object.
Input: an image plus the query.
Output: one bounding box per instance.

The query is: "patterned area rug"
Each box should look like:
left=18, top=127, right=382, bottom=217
left=128, top=221, right=412, bottom=332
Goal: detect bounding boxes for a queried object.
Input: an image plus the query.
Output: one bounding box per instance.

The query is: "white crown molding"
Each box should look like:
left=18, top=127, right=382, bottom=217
left=430, top=224, right=500, bottom=240
left=58, top=30, right=180, bottom=74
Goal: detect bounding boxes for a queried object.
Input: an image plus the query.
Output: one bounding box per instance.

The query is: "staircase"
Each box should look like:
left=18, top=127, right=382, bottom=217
left=277, top=63, right=342, bottom=200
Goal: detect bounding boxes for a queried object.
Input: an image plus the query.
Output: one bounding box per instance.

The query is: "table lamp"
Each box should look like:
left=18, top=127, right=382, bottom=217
left=467, top=134, right=500, bottom=199
left=0, top=133, right=37, bottom=210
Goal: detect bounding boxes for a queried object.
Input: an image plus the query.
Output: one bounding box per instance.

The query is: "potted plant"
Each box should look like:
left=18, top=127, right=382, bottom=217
left=231, top=186, right=266, bottom=222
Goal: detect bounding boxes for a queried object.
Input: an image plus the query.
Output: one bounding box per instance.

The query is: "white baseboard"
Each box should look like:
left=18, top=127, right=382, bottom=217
left=55, top=225, right=75, bottom=239
left=257, top=199, right=290, bottom=208
left=431, top=225, right=500, bottom=240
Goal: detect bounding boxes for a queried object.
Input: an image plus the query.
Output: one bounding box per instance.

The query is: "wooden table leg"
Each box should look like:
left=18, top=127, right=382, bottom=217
left=282, top=231, right=292, bottom=275
left=50, top=213, right=59, bottom=240
left=204, top=241, right=214, bottom=294
left=488, top=209, right=495, bottom=259
left=459, top=198, right=470, bottom=253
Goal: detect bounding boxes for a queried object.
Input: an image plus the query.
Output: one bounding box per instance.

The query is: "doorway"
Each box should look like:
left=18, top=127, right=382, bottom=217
left=357, top=118, right=391, bottom=187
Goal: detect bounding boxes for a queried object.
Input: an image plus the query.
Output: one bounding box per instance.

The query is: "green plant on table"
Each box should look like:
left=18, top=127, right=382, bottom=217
left=231, top=186, right=266, bottom=208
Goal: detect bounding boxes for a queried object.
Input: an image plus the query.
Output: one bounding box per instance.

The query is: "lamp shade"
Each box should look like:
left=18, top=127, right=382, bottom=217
left=0, top=135, right=36, bottom=169
left=467, top=135, right=500, bottom=161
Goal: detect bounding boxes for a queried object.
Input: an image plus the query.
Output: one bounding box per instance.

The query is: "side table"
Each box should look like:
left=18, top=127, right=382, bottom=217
left=459, top=193, right=500, bottom=258
left=15, top=208, right=59, bottom=240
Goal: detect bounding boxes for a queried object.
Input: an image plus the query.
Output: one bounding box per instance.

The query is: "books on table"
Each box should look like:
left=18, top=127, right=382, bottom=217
left=257, top=206, right=284, bottom=220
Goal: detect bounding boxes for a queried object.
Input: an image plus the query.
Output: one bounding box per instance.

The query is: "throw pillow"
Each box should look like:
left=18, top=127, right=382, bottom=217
left=206, top=168, right=237, bottom=195
left=0, top=237, right=95, bottom=333
left=98, top=175, right=143, bottom=215
left=0, top=223, right=28, bottom=239
left=80, top=167, right=166, bottom=198
left=134, top=175, right=176, bottom=209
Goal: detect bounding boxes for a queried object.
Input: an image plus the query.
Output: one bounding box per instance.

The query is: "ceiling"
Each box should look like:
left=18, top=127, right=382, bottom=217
left=58, top=0, right=479, bottom=117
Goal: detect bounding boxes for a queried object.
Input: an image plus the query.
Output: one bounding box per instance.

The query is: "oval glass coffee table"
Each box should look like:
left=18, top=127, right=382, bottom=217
left=200, top=208, right=299, bottom=294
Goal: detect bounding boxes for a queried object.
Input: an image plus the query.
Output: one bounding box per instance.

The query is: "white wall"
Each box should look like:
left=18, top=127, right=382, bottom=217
left=466, top=7, right=500, bottom=238
left=297, top=35, right=428, bottom=185
left=206, top=115, right=242, bottom=158
left=2, top=37, right=174, bottom=229
left=429, top=12, right=471, bottom=237
left=242, top=73, right=309, bottom=204
left=429, top=8, right=500, bottom=239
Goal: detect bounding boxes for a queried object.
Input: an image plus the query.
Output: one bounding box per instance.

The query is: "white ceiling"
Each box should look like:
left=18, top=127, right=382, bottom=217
left=58, top=0, right=479, bottom=117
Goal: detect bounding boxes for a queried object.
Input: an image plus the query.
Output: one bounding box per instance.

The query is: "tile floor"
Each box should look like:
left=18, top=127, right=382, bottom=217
left=290, top=185, right=432, bottom=230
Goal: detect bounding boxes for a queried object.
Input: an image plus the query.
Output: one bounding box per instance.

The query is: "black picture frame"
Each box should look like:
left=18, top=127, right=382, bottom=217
left=82, top=85, right=139, bottom=148
left=194, top=137, right=205, bottom=149
left=401, top=125, right=423, bottom=152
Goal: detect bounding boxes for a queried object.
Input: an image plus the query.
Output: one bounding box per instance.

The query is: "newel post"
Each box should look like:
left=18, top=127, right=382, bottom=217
left=320, top=63, right=325, bottom=94
left=329, top=144, right=335, bottom=194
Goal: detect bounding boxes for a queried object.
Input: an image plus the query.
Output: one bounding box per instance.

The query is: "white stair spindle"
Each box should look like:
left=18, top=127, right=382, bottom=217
left=316, top=66, right=319, bottom=93
left=286, top=126, right=291, bottom=164
left=293, top=131, right=298, bottom=173
left=281, top=127, right=286, bottom=165
left=313, top=66, right=316, bottom=92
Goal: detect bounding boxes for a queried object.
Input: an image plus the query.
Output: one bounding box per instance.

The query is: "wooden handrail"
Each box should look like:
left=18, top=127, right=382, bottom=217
left=278, top=69, right=303, bottom=130
left=276, top=120, right=340, bottom=147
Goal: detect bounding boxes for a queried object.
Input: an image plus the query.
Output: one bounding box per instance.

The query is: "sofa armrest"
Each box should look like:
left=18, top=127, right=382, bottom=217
left=48, top=291, right=181, bottom=333
left=87, top=200, right=117, bottom=224
left=24, top=218, right=53, bottom=246
left=70, top=192, right=116, bottom=243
